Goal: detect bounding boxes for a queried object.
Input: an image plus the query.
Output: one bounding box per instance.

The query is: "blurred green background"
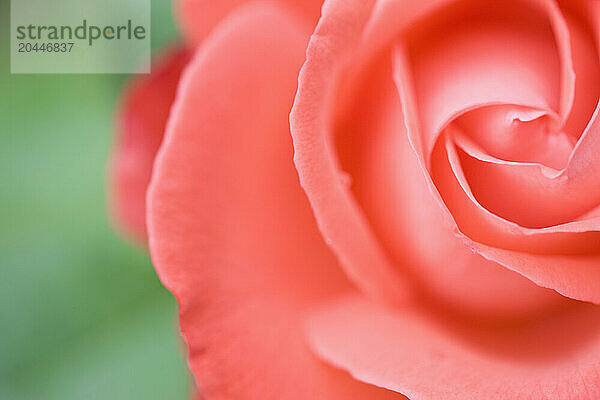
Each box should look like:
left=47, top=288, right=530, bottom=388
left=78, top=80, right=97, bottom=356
left=1, top=0, right=190, bottom=398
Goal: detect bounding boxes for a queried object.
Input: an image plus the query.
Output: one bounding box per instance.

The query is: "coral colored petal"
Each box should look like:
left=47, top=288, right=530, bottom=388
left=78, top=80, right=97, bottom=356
left=334, top=54, right=562, bottom=317
left=431, top=128, right=600, bottom=252
left=397, top=1, right=600, bottom=230
left=558, top=1, right=600, bottom=138
left=393, top=44, right=596, bottom=250
left=431, top=137, right=600, bottom=304
left=431, top=133, right=600, bottom=303
left=403, top=0, right=569, bottom=164
left=109, top=46, right=190, bottom=243
left=307, top=295, right=600, bottom=400
left=291, top=0, right=410, bottom=306
left=452, top=121, right=600, bottom=229
left=175, top=0, right=323, bottom=46
left=393, top=44, right=600, bottom=303
left=148, top=3, right=401, bottom=399
left=456, top=105, right=574, bottom=170
left=464, top=240, right=600, bottom=304
left=540, top=0, right=575, bottom=121
left=434, top=111, right=600, bottom=246
left=291, top=0, right=591, bottom=312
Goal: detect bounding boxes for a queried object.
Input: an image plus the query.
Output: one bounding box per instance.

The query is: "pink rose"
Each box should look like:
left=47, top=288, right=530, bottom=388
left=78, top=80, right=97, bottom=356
left=111, top=0, right=600, bottom=398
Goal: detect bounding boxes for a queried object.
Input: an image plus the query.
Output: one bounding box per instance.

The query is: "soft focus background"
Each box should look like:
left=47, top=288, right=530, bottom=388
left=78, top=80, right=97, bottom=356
left=1, top=0, right=190, bottom=398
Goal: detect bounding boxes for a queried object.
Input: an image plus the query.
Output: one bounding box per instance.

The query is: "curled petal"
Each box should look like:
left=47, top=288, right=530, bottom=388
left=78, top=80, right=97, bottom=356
left=291, top=0, right=410, bottom=306
left=456, top=105, right=574, bottom=170
left=333, top=53, right=561, bottom=316
left=449, top=118, right=600, bottom=231
left=390, top=10, right=600, bottom=303
left=148, top=3, right=401, bottom=398
left=464, top=239, right=600, bottom=305
left=402, top=0, right=571, bottom=164
left=430, top=125, right=600, bottom=252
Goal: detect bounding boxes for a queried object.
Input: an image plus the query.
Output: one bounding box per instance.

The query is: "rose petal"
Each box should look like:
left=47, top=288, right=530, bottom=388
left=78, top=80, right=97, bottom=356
left=393, top=40, right=600, bottom=303
left=448, top=118, right=600, bottom=230
left=402, top=0, right=573, bottom=165
left=306, top=294, right=600, bottom=400
left=398, top=1, right=600, bottom=230
left=445, top=146, right=600, bottom=303
left=465, top=239, right=600, bottom=304
left=109, top=46, right=190, bottom=243
left=291, top=0, right=411, bottom=306
left=558, top=1, right=600, bottom=138
left=175, top=0, right=323, bottom=46
left=291, top=0, right=581, bottom=314
left=430, top=125, right=600, bottom=251
left=456, top=105, right=574, bottom=170
left=148, top=3, right=401, bottom=398
left=333, top=53, right=562, bottom=317
left=390, top=3, right=600, bottom=301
